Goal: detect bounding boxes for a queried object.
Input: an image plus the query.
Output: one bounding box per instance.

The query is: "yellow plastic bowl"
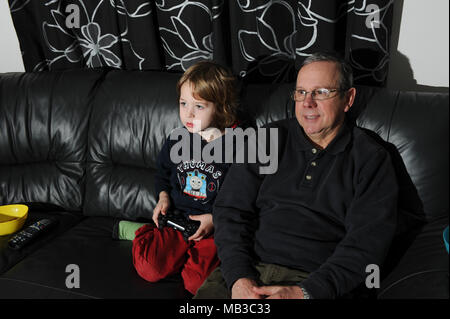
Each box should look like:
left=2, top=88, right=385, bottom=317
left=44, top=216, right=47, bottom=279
left=0, top=204, right=29, bottom=236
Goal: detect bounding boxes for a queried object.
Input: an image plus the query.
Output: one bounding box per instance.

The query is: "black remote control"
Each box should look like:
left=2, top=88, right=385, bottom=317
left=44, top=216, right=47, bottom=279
left=8, top=218, right=59, bottom=250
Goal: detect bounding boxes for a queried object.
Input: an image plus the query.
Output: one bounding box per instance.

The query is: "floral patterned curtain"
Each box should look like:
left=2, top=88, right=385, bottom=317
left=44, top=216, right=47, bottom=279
left=8, top=0, right=394, bottom=85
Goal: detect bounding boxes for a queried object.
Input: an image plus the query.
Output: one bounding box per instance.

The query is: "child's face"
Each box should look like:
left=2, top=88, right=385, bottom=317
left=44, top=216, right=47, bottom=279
left=179, top=81, right=216, bottom=133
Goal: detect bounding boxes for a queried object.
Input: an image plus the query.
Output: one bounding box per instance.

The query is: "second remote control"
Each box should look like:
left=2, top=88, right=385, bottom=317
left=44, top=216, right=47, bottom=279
left=8, top=218, right=59, bottom=250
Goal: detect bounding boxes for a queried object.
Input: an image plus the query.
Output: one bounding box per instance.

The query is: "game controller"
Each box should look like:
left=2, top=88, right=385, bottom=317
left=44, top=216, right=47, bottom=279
left=158, top=210, right=200, bottom=242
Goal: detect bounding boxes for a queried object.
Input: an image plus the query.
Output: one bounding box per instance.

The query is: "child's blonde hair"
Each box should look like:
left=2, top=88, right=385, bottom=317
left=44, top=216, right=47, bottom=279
left=176, top=61, right=238, bottom=130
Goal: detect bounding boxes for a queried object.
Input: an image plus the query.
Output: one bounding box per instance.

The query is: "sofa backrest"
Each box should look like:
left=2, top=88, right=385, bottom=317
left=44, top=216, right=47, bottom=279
left=0, top=69, right=448, bottom=222
left=352, top=86, right=449, bottom=220
left=0, top=70, right=105, bottom=213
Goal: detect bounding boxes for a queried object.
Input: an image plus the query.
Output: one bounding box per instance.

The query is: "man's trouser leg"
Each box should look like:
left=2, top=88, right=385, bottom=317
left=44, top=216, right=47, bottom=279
left=194, top=262, right=309, bottom=299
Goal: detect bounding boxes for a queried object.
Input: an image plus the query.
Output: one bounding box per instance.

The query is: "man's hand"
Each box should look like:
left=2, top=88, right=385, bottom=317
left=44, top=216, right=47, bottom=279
left=188, top=214, right=213, bottom=241
left=152, top=191, right=170, bottom=228
left=231, top=278, right=264, bottom=299
left=252, top=285, right=305, bottom=299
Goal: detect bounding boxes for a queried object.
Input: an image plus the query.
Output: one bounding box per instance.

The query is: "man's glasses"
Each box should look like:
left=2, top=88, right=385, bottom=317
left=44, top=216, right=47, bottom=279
left=292, top=88, right=342, bottom=102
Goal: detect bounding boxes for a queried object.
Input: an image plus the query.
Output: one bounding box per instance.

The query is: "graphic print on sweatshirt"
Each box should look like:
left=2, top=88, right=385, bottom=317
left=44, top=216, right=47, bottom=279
left=177, top=160, right=223, bottom=204
left=184, top=169, right=207, bottom=199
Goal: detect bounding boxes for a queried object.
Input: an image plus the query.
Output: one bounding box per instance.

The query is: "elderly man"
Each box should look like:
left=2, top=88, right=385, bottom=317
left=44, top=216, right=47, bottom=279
left=194, top=52, right=398, bottom=299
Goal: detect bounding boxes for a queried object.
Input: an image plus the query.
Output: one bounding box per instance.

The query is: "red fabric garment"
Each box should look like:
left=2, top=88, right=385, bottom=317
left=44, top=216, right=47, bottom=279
left=132, top=224, right=219, bottom=295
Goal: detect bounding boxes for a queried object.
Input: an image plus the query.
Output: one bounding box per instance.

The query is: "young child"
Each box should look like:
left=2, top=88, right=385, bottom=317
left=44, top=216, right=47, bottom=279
left=116, top=61, right=239, bottom=295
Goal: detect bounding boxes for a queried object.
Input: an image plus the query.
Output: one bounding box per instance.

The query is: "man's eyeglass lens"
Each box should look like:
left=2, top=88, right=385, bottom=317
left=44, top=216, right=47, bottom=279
left=293, top=89, right=339, bottom=101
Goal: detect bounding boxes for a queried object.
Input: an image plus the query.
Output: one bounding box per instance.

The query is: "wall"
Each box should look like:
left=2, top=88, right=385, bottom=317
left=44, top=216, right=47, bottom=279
left=0, top=1, right=449, bottom=92
left=387, top=0, right=449, bottom=92
left=0, top=0, right=24, bottom=72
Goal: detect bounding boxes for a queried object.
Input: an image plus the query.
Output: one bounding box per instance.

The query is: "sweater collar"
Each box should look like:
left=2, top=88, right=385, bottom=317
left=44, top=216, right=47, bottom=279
left=292, top=117, right=351, bottom=155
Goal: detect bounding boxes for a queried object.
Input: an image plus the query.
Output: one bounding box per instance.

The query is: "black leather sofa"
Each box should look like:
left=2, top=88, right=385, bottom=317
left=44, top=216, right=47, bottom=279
left=0, top=69, right=448, bottom=299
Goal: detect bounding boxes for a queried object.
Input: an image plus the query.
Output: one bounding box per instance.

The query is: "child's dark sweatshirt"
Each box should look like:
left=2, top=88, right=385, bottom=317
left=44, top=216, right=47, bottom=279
left=154, top=127, right=234, bottom=218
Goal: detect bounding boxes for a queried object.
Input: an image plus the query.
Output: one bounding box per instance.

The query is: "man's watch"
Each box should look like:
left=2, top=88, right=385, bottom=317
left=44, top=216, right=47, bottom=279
left=298, top=285, right=312, bottom=299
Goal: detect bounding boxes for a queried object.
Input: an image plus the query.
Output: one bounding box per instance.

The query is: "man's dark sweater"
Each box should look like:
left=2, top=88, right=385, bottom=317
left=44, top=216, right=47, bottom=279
left=213, top=118, right=398, bottom=299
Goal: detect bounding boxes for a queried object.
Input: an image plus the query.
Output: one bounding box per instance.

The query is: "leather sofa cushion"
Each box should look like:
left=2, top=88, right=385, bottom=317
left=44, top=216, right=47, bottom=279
left=0, top=217, right=188, bottom=298
left=389, top=92, right=449, bottom=220
left=0, top=70, right=105, bottom=211
left=0, top=210, right=82, bottom=274
left=378, top=216, right=449, bottom=298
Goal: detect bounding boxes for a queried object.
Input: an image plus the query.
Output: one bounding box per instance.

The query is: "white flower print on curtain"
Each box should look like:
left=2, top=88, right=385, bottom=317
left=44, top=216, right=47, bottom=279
left=79, top=22, right=121, bottom=68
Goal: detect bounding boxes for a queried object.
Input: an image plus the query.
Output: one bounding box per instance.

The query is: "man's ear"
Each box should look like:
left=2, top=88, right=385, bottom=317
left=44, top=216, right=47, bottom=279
left=344, top=87, right=356, bottom=113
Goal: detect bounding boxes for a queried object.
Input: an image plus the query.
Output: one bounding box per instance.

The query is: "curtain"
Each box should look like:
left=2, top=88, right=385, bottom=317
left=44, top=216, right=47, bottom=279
left=8, top=0, right=394, bottom=86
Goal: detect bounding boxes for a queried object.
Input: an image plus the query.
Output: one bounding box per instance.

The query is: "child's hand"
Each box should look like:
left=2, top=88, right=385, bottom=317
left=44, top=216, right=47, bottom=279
left=153, top=191, right=170, bottom=228
left=188, top=214, right=214, bottom=241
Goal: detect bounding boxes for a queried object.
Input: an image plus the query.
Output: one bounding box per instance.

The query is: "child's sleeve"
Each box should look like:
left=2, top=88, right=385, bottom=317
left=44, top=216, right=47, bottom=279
left=154, top=139, right=173, bottom=197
